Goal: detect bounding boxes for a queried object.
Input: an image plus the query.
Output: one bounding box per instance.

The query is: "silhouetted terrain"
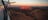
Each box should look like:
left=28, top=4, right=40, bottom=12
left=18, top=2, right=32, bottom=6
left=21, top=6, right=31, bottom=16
left=6, top=6, right=48, bottom=20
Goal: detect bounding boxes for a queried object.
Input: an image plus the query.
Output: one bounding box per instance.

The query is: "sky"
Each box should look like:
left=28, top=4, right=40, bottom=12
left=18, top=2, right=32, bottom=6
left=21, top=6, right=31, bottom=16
left=3, top=0, right=48, bottom=3
left=0, top=0, right=48, bottom=6
left=3, top=0, right=48, bottom=6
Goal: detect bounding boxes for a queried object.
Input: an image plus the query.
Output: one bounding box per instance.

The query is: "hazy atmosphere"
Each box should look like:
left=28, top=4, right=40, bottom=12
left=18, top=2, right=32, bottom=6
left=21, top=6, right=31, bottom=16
left=1, top=0, right=48, bottom=6
left=0, top=0, right=48, bottom=20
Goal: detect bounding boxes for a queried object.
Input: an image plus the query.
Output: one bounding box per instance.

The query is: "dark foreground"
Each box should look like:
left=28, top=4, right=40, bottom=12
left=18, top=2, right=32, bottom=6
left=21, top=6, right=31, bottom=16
left=2, top=6, right=48, bottom=20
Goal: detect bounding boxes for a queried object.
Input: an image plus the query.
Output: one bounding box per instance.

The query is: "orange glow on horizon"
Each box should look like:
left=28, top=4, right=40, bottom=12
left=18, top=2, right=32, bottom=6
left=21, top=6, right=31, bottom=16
left=9, top=2, right=48, bottom=6
left=20, top=6, right=31, bottom=10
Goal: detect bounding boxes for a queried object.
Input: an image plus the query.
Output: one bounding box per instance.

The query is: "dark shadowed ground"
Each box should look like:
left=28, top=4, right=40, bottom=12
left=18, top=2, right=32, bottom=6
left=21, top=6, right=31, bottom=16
left=7, top=7, right=48, bottom=20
